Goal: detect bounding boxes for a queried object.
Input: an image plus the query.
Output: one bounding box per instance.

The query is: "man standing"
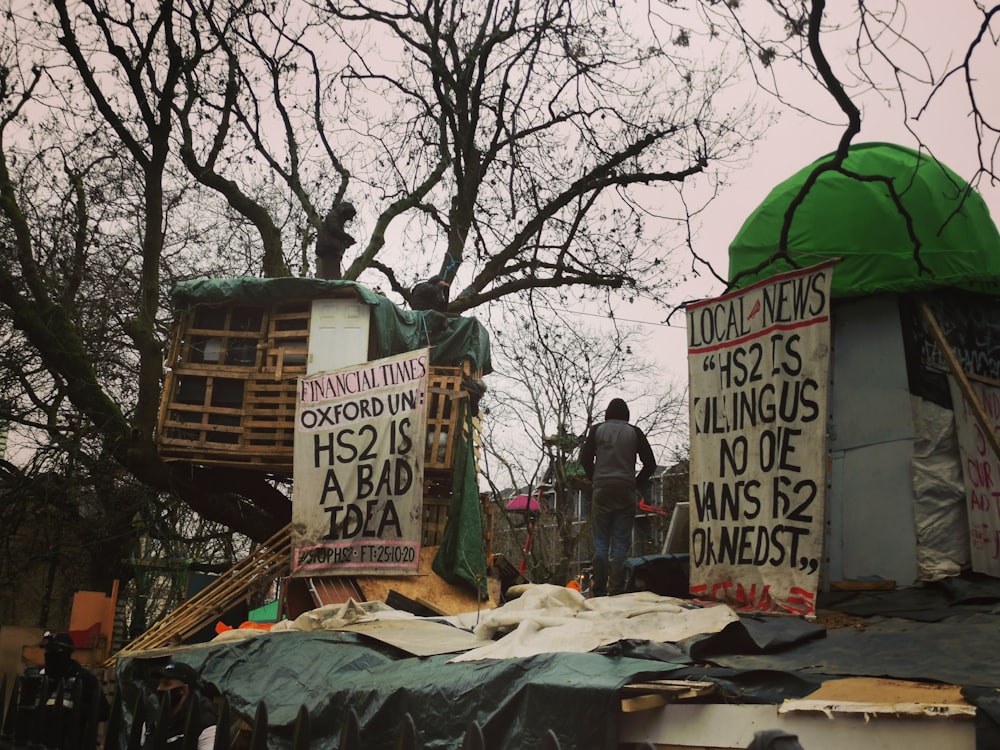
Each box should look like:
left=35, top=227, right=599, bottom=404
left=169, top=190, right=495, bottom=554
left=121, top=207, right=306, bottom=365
left=315, top=201, right=357, bottom=280
left=144, top=661, right=217, bottom=749
left=579, top=398, right=656, bottom=597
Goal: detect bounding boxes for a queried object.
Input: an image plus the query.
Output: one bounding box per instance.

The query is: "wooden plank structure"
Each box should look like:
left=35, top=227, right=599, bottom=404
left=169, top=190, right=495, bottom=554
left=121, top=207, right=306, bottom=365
left=108, top=526, right=292, bottom=665
left=157, top=299, right=308, bottom=471
left=156, top=293, right=481, bottom=479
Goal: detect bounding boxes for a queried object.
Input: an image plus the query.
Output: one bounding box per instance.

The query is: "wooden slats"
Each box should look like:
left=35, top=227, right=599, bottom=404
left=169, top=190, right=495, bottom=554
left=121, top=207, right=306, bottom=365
left=424, top=367, right=467, bottom=472
left=157, top=299, right=477, bottom=475
left=108, top=525, right=292, bottom=665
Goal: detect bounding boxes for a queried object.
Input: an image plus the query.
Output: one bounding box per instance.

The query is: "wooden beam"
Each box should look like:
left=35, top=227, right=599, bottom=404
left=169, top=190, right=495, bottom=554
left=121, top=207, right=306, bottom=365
left=107, top=525, right=292, bottom=666
left=918, top=299, right=1000, bottom=463
left=620, top=679, right=716, bottom=712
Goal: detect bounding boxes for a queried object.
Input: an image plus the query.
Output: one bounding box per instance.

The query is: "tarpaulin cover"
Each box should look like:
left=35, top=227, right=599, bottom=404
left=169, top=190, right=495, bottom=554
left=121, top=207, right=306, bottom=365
left=116, top=631, right=687, bottom=750
left=169, top=277, right=492, bottom=374
left=431, top=407, right=488, bottom=596
left=115, top=576, right=1000, bottom=748
left=728, top=142, right=1000, bottom=297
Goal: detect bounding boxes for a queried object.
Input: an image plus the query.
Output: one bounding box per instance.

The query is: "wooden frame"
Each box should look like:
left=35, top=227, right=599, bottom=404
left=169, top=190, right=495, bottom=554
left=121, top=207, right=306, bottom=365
left=157, top=299, right=481, bottom=476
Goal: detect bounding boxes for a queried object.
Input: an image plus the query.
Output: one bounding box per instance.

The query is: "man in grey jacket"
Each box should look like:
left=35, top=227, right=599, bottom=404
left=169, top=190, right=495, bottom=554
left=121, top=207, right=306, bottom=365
left=579, top=398, right=656, bottom=596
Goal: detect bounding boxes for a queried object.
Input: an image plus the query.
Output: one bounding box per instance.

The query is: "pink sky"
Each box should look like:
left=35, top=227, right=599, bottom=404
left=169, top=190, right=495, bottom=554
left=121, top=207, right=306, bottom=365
left=624, top=3, right=1000, bottom=395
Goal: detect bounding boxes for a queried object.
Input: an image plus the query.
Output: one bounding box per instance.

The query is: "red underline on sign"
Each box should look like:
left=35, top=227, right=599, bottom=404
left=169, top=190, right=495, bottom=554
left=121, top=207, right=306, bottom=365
left=688, top=316, right=830, bottom=355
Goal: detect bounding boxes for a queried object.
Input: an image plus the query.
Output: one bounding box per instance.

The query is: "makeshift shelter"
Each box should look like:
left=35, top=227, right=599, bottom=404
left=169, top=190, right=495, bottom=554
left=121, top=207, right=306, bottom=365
left=93, top=148, right=1000, bottom=750
left=153, top=278, right=493, bottom=612
left=722, top=141, right=1000, bottom=589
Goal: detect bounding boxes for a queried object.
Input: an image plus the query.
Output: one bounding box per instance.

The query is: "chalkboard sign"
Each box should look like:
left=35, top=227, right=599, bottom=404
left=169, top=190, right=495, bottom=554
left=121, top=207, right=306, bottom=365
left=900, top=291, right=1000, bottom=408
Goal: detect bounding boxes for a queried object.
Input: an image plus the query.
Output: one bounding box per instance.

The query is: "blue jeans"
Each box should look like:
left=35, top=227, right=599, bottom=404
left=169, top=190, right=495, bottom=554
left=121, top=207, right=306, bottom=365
left=590, top=486, right=635, bottom=596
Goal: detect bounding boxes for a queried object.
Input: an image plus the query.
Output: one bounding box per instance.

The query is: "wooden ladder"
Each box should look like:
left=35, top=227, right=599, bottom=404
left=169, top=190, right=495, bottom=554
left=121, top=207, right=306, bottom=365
left=107, top=524, right=292, bottom=666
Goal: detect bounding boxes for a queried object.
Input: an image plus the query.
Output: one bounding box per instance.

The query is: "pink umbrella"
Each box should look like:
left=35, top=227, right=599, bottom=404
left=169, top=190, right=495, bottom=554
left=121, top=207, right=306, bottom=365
left=505, top=494, right=541, bottom=511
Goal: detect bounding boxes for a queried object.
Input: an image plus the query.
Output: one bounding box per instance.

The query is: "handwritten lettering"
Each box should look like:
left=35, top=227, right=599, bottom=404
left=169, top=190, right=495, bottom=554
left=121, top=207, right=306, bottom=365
left=292, top=350, right=428, bottom=575
left=687, top=264, right=831, bottom=614
left=949, top=380, right=1000, bottom=575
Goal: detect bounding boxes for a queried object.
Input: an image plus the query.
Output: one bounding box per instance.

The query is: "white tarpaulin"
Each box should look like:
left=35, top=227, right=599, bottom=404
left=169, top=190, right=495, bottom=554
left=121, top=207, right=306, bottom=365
left=448, top=585, right=738, bottom=662
left=207, top=587, right=738, bottom=662
left=686, top=262, right=834, bottom=616
left=910, top=396, right=970, bottom=581
left=947, top=376, right=1000, bottom=577
left=291, top=349, right=429, bottom=577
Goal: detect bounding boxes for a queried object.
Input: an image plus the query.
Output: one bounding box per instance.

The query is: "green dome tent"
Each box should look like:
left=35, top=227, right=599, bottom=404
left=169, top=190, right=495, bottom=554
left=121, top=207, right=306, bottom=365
left=728, top=142, right=1000, bottom=297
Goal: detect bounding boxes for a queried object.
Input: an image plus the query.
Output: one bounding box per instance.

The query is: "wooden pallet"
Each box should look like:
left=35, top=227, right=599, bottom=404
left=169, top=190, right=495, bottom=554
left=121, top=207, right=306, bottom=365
left=108, top=525, right=292, bottom=664
left=157, top=297, right=483, bottom=476
left=424, top=366, right=467, bottom=472
left=157, top=299, right=310, bottom=471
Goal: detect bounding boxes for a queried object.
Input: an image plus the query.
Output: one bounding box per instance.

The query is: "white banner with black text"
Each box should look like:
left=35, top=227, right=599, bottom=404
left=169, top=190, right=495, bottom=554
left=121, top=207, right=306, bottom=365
left=686, top=262, right=833, bottom=615
left=291, top=349, right=429, bottom=577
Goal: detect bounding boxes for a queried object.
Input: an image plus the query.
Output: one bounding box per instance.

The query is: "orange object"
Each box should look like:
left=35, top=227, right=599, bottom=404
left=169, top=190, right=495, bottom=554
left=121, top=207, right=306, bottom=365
left=215, top=622, right=234, bottom=634
left=637, top=498, right=669, bottom=516
left=566, top=580, right=581, bottom=591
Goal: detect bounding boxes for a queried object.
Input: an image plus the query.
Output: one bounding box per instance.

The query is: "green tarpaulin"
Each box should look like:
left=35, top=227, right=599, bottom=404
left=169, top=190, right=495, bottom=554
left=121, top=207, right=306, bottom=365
left=116, top=632, right=686, bottom=750
left=170, top=277, right=492, bottom=375
left=432, top=406, right=487, bottom=596
left=728, top=142, right=1000, bottom=297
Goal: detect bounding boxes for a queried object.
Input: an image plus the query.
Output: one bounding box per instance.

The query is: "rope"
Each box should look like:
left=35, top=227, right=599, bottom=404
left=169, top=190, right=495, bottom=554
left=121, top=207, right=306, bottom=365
left=442, top=252, right=458, bottom=282
left=420, top=315, right=432, bottom=348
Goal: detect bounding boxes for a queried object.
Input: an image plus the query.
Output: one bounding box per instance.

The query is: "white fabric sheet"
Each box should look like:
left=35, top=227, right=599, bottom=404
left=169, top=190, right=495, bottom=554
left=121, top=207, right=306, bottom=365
left=448, top=584, right=738, bottom=662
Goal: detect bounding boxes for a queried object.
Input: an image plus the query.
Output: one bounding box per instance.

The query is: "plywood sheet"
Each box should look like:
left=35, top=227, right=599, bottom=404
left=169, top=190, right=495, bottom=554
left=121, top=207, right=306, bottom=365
left=782, top=676, right=974, bottom=717
left=354, top=545, right=493, bottom=617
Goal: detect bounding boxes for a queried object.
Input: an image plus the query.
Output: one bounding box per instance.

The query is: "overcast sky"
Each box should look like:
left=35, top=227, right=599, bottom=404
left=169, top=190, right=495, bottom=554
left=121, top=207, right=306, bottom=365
left=604, top=2, right=1000, bottom=400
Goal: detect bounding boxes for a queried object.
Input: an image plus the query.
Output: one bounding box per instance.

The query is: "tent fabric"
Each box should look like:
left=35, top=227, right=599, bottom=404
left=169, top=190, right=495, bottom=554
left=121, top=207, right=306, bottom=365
left=728, top=142, right=1000, bottom=297
left=505, top=494, right=541, bottom=511
left=431, top=406, right=488, bottom=597
left=169, top=277, right=492, bottom=374
left=116, top=632, right=687, bottom=750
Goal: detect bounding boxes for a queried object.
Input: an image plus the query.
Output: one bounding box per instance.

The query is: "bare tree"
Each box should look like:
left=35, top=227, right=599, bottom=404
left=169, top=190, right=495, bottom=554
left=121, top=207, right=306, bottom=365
left=144, top=0, right=760, bottom=302
left=6, top=0, right=991, bottom=559
left=0, top=0, right=748, bottom=549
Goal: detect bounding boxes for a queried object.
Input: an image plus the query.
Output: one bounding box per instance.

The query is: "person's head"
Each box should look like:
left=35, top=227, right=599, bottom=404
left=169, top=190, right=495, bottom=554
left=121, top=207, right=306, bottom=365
left=605, top=398, right=630, bottom=421
left=151, top=661, right=200, bottom=717
left=426, top=274, right=449, bottom=288
left=40, top=631, right=75, bottom=676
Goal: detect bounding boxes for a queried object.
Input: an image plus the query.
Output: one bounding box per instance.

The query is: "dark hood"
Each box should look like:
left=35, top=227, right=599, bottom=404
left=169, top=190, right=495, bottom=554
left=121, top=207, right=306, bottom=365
left=605, top=398, right=629, bottom=421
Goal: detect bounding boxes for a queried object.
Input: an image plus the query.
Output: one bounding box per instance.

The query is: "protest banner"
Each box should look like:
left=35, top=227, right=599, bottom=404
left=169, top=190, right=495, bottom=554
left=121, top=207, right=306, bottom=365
left=686, top=262, right=834, bottom=615
left=947, top=377, right=1000, bottom=577
left=291, top=349, right=429, bottom=576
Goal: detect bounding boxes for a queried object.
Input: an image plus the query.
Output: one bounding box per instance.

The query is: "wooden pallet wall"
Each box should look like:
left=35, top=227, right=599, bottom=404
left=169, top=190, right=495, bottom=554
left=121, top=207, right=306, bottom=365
left=157, top=299, right=480, bottom=477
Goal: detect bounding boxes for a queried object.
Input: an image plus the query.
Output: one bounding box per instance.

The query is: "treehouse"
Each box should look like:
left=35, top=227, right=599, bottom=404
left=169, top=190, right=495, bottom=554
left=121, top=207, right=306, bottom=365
left=155, top=278, right=493, bottom=610
left=157, top=277, right=490, bottom=482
